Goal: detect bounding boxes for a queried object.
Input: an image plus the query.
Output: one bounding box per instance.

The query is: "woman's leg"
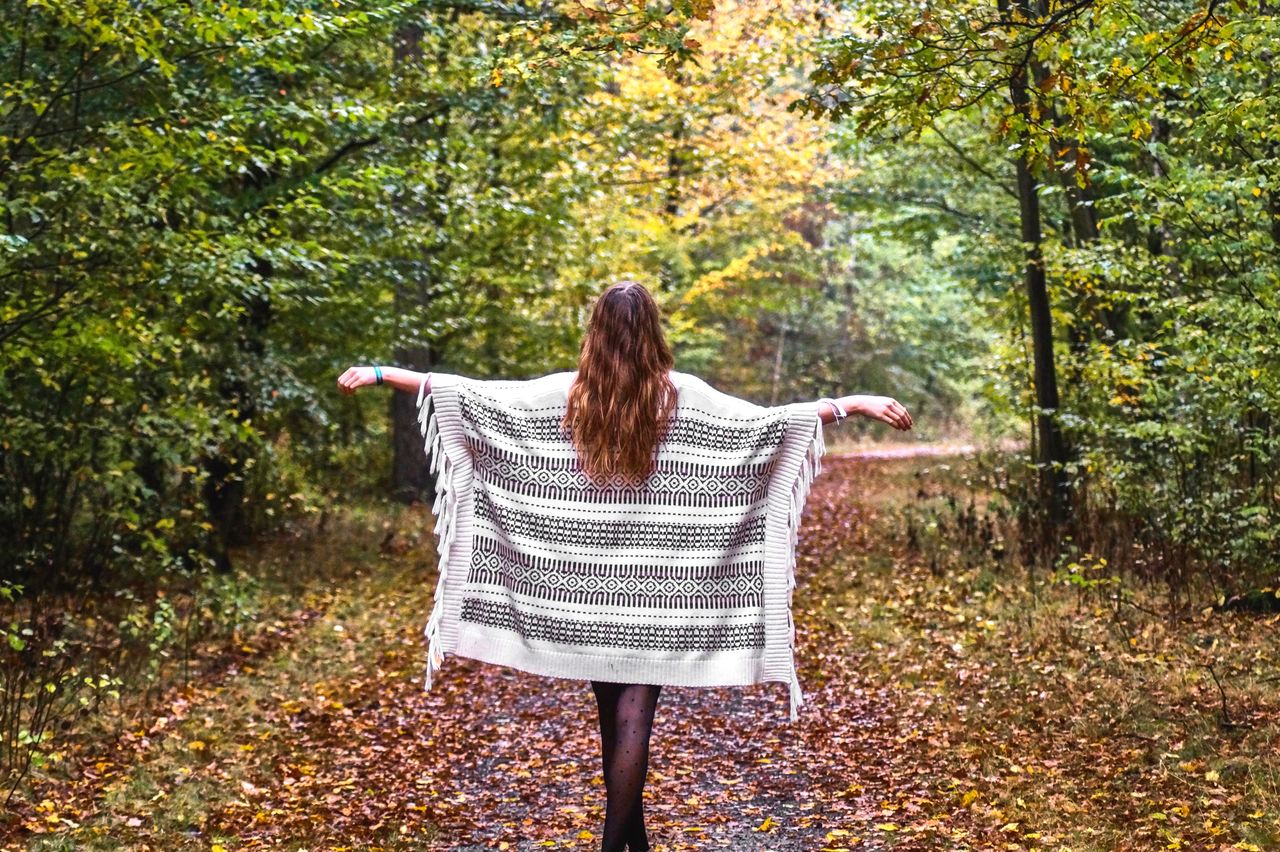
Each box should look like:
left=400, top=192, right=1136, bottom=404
left=591, top=681, right=662, bottom=852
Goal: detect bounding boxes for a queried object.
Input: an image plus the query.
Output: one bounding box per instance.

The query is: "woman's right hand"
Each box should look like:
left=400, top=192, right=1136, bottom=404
left=336, top=366, right=378, bottom=395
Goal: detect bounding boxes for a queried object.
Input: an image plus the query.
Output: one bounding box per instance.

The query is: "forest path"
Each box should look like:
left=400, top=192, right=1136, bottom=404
left=191, top=452, right=948, bottom=851
left=209, top=447, right=972, bottom=844
left=21, top=446, right=1275, bottom=851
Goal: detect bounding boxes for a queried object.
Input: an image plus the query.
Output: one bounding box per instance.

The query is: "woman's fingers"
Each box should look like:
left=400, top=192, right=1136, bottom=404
left=883, top=399, right=912, bottom=430
left=337, top=366, right=363, bottom=394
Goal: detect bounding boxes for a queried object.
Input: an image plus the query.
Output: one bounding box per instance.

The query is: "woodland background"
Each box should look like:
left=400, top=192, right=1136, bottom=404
left=1, top=0, right=1278, bottom=848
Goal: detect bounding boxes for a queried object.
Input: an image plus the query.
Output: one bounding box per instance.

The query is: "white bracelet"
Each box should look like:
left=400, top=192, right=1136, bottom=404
left=818, top=397, right=846, bottom=426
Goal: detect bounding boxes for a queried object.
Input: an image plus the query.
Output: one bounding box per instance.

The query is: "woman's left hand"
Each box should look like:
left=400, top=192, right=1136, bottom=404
left=856, top=395, right=913, bottom=430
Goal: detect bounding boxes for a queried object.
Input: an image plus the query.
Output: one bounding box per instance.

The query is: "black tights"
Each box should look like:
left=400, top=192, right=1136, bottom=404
left=591, top=681, right=662, bottom=852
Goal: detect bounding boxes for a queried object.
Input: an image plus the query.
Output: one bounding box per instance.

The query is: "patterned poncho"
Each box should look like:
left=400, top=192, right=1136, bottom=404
left=415, top=369, right=825, bottom=720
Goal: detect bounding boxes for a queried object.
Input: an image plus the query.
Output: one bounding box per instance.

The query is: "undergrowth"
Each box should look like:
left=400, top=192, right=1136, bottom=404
left=823, top=454, right=1280, bottom=849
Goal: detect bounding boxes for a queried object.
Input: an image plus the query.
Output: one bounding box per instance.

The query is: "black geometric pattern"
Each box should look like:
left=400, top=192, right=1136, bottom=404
left=473, top=490, right=767, bottom=551
left=461, top=598, right=765, bottom=651
left=469, top=440, right=772, bottom=507
left=466, top=537, right=764, bottom=609
left=444, top=379, right=803, bottom=660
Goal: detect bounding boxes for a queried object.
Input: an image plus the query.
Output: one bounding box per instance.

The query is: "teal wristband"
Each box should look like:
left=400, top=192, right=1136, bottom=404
left=374, top=365, right=383, bottom=385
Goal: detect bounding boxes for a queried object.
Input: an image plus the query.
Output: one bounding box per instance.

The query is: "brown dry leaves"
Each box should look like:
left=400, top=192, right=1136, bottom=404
left=8, top=452, right=1279, bottom=850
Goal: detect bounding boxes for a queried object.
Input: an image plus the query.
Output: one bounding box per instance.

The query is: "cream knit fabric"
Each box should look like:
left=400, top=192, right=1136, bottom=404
left=415, top=369, right=825, bottom=720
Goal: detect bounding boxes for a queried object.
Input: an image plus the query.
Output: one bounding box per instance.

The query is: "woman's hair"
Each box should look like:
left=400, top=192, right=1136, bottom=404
left=563, top=280, right=677, bottom=484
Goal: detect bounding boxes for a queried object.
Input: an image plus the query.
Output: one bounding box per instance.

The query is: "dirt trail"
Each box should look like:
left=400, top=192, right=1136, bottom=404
left=195, top=453, right=960, bottom=851
left=18, top=449, right=978, bottom=851
left=20, top=444, right=1277, bottom=850
left=827, top=441, right=976, bottom=462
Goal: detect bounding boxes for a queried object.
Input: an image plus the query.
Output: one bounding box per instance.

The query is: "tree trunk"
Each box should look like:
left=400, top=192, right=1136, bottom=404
left=389, top=22, right=439, bottom=504
left=769, top=320, right=787, bottom=406
left=390, top=343, right=435, bottom=503
left=658, top=71, right=690, bottom=293
left=202, top=256, right=272, bottom=569
left=1005, top=0, right=1071, bottom=525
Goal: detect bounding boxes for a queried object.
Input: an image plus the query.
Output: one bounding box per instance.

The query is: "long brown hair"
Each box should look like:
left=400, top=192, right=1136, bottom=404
left=562, top=281, right=677, bottom=484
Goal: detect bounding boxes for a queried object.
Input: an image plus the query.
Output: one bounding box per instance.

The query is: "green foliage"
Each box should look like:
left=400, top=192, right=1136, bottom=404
left=1, top=0, right=716, bottom=802
left=800, top=0, right=1280, bottom=593
left=0, top=0, right=717, bottom=584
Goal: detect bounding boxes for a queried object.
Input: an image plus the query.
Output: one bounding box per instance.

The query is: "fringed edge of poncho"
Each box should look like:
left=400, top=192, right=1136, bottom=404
left=781, top=409, right=825, bottom=720
left=416, top=374, right=454, bottom=692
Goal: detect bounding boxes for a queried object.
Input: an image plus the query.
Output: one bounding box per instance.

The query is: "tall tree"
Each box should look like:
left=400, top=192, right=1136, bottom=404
left=792, top=0, right=1222, bottom=528
left=1001, top=0, right=1070, bottom=521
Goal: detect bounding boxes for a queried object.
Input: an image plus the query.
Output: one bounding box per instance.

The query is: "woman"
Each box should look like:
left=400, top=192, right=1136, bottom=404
left=337, top=281, right=911, bottom=851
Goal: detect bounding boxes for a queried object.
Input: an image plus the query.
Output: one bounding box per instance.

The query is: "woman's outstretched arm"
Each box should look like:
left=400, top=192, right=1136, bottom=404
left=336, top=365, right=430, bottom=396
left=815, top=394, right=913, bottom=431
